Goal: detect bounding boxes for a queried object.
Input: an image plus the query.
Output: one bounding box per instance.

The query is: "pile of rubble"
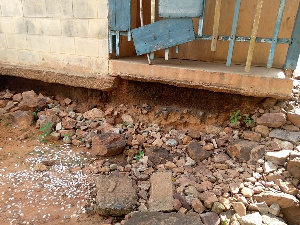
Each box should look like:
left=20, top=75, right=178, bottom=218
left=0, top=82, right=300, bottom=225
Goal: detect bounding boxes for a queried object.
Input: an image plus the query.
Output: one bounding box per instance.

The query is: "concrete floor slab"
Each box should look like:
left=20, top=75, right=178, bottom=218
left=109, top=57, right=293, bottom=99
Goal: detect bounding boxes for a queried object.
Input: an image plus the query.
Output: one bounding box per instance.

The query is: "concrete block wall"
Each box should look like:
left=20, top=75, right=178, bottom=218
left=0, top=0, right=109, bottom=76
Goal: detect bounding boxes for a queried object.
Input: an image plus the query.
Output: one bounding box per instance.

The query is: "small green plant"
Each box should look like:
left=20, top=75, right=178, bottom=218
left=39, top=122, right=53, bottom=143
left=244, top=115, right=252, bottom=126
left=122, top=121, right=128, bottom=126
left=32, top=108, right=40, bottom=117
left=1, top=117, right=7, bottom=123
left=221, top=221, right=229, bottom=225
left=64, top=132, right=72, bottom=141
left=135, top=150, right=144, bottom=162
left=230, top=110, right=241, bottom=124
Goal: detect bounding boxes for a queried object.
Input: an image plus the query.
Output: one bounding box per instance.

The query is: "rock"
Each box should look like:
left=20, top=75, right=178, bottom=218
left=33, top=163, right=48, bottom=172
left=269, top=203, right=281, bottom=216
left=199, top=191, right=218, bottom=209
left=220, top=210, right=235, bottom=224
left=281, top=205, right=300, bottom=225
left=187, top=142, right=212, bottom=163
left=263, top=161, right=277, bottom=173
left=269, top=129, right=300, bottom=144
left=211, top=202, right=225, bottom=214
left=287, top=157, right=300, bottom=179
left=19, top=90, right=47, bottom=111
left=199, top=212, right=220, bottom=225
left=95, top=174, right=137, bottom=216
left=149, top=172, right=173, bottom=212
left=185, top=186, right=200, bottom=198
left=152, top=138, right=163, bottom=147
left=275, top=179, right=299, bottom=195
left=91, top=133, right=126, bottom=157
left=282, top=124, right=300, bottom=132
left=256, top=113, right=286, bottom=128
left=11, top=111, right=33, bottom=129
left=241, top=187, right=254, bottom=197
left=232, top=202, right=246, bottom=217
left=124, top=212, right=204, bottom=225
left=121, top=114, right=134, bottom=124
left=254, top=125, right=269, bottom=137
left=239, top=212, right=262, bottom=225
left=227, top=140, right=265, bottom=163
left=83, top=108, right=104, bottom=121
left=191, top=198, right=205, bottom=214
left=242, top=131, right=261, bottom=142
left=265, top=150, right=292, bottom=165
left=173, top=199, right=182, bottom=211
left=173, top=194, right=191, bottom=210
left=185, top=157, right=196, bottom=166
left=212, top=152, right=230, bottom=163
left=287, top=108, right=300, bottom=128
left=254, top=191, right=299, bottom=208
left=166, top=139, right=178, bottom=147
left=261, top=214, right=287, bottom=225
left=256, top=202, right=269, bottom=215
left=262, top=98, right=277, bottom=109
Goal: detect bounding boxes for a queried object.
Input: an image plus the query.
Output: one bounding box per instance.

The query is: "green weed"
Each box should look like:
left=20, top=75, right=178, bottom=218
left=135, top=150, right=144, bottom=162
left=39, top=122, right=53, bottom=143
left=230, top=110, right=241, bottom=124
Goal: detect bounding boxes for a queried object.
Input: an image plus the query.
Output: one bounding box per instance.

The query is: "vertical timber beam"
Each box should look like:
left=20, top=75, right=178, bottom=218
left=211, top=0, right=222, bottom=51
left=226, top=0, right=241, bottom=66
left=245, top=0, right=264, bottom=72
left=285, top=4, right=300, bottom=70
left=267, top=0, right=286, bottom=68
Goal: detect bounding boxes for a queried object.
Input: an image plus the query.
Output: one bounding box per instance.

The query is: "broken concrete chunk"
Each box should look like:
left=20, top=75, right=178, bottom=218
left=95, top=174, right=137, bottom=216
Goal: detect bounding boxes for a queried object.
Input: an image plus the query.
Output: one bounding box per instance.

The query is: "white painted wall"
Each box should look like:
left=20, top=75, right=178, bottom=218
left=0, top=0, right=109, bottom=76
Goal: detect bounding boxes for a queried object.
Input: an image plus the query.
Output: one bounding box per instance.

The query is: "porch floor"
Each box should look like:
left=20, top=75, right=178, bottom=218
left=109, top=57, right=293, bottom=99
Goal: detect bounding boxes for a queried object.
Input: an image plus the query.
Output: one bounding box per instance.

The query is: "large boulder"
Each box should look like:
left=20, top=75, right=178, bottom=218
left=269, top=129, right=300, bottom=144
left=187, top=141, right=212, bottom=163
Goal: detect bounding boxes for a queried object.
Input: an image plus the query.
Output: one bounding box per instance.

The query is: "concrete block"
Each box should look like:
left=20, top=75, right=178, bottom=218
left=6, top=34, right=28, bottom=50
left=36, top=19, right=62, bottom=36
left=0, top=17, right=15, bottom=34
left=61, top=0, right=73, bottom=18
left=88, top=19, right=108, bottom=38
left=50, top=36, right=75, bottom=54
left=73, top=0, right=98, bottom=18
left=149, top=172, right=173, bottom=211
left=40, top=52, right=65, bottom=71
left=18, top=50, right=41, bottom=66
left=75, top=37, right=99, bottom=57
left=45, top=0, right=72, bottom=18
left=23, top=0, right=47, bottom=17
left=62, top=19, right=89, bottom=37
left=90, top=57, right=109, bottom=75
left=0, top=48, right=19, bottom=64
left=62, top=54, right=91, bottom=74
left=0, top=34, right=7, bottom=48
left=99, top=39, right=109, bottom=58
left=27, top=35, right=50, bottom=52
left=25, top=19, right=37, bottom=35
left=0, top=0, right=23, bottom=16
left=98, top=0, right=108, bottom=19
left=13, top=17, right=28, bottom=34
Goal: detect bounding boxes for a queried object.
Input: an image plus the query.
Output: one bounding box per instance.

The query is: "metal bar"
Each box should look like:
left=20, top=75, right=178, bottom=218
left=285, top=4, right=300, bottom=70
left=245, top=0, right=264, bottom=72
left=176, top=46, right=179, bottom=54
left=151, top=0, right=155, bottom=23
left=150, top=52, right=155, bottom=60
left=195, top=35, right=291, bottom=44
left=116, top=31, right=120, bottom=57
left=165, top=48, right=169, bottom=60
left=226, top=0, right=241, bottom=66
left=211, top=0, right=222, bottom=51
left=267, top=0, right=286, bottom=68
left=127, top=30, right=131, bottom=41
left=109, top=31, right=113, bottom=54
left=139, top=0, right=152, bottom=64
left=198, top=0, right=206, bottom=37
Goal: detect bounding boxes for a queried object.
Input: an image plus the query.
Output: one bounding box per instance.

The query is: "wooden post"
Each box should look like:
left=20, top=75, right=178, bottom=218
left=140, top=0, right=152, bottom=65
left=211, top=0, right=222, bottom=51
left=245, top=0, right=264, bottom=72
